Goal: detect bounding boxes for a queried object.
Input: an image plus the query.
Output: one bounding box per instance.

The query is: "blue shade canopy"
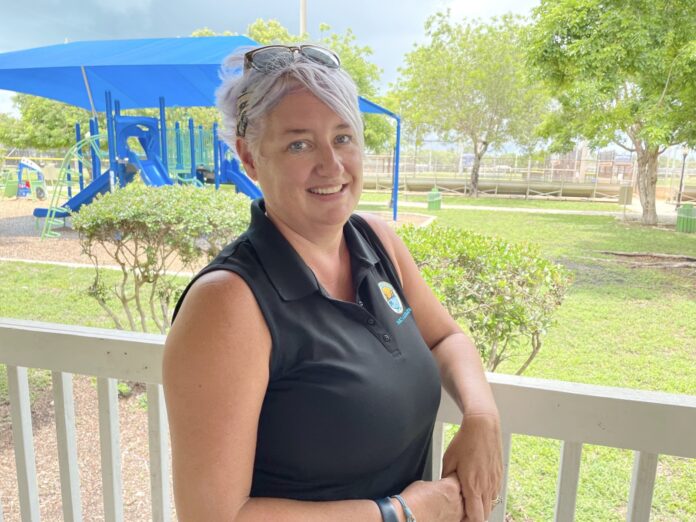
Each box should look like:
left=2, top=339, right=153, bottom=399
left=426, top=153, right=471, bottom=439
left=0, top=36, right=257, bottom=111
left=0, top=36, right=398, bottom=120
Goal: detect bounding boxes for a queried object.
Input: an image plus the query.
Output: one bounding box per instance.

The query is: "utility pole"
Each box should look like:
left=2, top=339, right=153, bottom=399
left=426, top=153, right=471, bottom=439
left=677, top=145, right=689, bottom=208
left=300, top=0, right=307, bottom=36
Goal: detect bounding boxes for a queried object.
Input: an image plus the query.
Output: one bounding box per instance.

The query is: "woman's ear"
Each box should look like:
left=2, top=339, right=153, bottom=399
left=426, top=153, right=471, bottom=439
left=236, top=138, right=258, bottom=181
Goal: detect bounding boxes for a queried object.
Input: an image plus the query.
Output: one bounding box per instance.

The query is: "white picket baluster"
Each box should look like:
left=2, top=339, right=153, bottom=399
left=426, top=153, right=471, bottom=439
left=431, top=421, right=445, bottom=480
left=98, top=377, right=123, bottom=522
left=489, top=431, right=512, bottom=522
left=147, top=384, right=171, bottom=522
left=554, top=441, right=583, bottom=521
left=627, top=451, right=658, bottom=522
left=52, top=371, right=82, bottom=521
left=7, top=365, right=40, bottom=522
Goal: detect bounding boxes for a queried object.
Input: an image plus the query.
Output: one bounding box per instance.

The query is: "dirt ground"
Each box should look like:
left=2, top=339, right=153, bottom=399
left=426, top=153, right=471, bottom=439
left=0, top=196, right=433, bottom=521
left=0, top=198, right=433, bottom=267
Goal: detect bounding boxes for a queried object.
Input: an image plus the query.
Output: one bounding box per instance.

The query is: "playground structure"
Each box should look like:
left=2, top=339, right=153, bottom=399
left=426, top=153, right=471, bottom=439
left=32, top=93, right=262, bottom=238
left=0, top=37, right=403, bottom=229
left=1, top=158, right=48, bottom=200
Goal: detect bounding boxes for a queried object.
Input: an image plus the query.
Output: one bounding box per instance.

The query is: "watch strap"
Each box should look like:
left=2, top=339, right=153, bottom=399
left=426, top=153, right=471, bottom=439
left=374, top=496, right=399, bottom=522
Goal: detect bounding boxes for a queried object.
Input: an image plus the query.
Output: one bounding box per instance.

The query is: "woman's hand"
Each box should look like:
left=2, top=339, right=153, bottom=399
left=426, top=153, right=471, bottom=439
left=400, top=474, right=464, bottom=522
left=442, top=413, right=503, bottom=522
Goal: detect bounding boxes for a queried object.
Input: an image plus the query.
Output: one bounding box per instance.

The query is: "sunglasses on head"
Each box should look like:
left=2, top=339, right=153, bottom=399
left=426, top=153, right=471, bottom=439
left=244, top=44, right=341, bottom=73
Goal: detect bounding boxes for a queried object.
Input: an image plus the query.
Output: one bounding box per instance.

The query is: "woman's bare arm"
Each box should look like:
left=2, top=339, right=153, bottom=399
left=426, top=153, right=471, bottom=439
left=164, top=270, right=415, bottom=521
left=361, top=214, right=502, bottom=522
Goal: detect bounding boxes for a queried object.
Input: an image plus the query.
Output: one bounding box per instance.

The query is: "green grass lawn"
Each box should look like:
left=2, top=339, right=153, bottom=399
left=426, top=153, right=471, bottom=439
left=1, top=201, right=695, bottom=521
left=360, top=190, right=625, bottom=211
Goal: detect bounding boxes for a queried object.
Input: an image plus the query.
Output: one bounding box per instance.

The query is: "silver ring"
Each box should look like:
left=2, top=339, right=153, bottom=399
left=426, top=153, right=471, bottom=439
left=492, top=496, right=502, bottom=507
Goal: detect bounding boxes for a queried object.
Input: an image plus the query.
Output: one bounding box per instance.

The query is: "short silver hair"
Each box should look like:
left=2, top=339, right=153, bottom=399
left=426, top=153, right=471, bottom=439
left=215, top=46, right=364, bottom=156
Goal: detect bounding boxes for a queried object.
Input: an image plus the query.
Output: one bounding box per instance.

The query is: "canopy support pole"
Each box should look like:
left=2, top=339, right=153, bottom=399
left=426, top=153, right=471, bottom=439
left=80, top=66, right=97, bottom=118
left=392, top=116, right=401, bottom=222
left=159, top=97, right=168, bottom=172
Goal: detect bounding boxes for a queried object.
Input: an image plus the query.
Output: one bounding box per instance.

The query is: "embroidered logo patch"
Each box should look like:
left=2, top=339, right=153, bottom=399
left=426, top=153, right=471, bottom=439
left=378, top=281, right=404, bottom=314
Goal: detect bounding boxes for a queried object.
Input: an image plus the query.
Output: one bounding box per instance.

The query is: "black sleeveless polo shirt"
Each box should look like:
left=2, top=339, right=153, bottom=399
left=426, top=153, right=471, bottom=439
left=173, top=199, right=441, bottom=501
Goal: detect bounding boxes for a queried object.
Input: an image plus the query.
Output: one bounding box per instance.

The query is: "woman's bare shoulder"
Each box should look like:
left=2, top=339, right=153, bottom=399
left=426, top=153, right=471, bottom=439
left=165, top=269, right=270, bottom=365
left=355, top=211, right=404, bottom=276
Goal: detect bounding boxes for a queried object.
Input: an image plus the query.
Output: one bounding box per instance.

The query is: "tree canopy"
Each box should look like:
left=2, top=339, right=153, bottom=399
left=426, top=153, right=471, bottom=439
left=0, top=94, right=95, bottom=149
left=245, top=19, right=394, bottom=153
left=392, top=12, right=550, bottom=194
left=527, top=0, right=696, bottom=224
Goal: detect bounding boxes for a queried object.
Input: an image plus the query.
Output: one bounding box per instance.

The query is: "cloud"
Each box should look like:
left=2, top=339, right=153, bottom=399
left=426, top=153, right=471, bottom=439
left=93, top=0, right=154, bottom=15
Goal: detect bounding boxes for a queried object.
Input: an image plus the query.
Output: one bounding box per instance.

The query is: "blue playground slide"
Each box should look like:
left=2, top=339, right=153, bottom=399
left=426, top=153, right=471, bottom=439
left=32, top=170, right=118, bottom=219
left=124, top=149, right=173, bottom=187
left=221, top=157, right=262, bottom=199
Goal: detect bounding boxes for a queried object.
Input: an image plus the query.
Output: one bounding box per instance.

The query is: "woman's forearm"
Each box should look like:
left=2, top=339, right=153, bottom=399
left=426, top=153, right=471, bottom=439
left=235, top=497, right=405, bottom=522
left=431, top=332, right=498, bottom=418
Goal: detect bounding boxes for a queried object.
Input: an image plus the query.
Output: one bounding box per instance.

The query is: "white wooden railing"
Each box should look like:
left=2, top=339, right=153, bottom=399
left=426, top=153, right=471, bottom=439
left=1, top=318, right=695, bottom=522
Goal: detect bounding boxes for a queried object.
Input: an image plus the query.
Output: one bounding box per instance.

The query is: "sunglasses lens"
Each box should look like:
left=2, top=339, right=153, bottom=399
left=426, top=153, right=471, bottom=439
left=249, top=47, right=294, bottom=72
left=301, top=46, right=340, bottom=68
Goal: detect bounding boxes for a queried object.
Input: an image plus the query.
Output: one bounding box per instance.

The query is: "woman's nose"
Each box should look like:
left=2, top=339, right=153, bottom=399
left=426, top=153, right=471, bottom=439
left=316, top=144, right=343, bottom=177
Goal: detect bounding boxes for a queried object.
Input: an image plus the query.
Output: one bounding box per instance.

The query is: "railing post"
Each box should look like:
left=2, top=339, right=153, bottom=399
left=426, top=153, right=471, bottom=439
left=554, top=441, right=583, bottom=521
left=147, top=383, right=171, bottom=522
left=626, top=451, right=658, bottom=522
left=98, top=377, right=123, bottom=522
left=489, top=431, right=512, bottom=522
left=52, top=371, right=83, bottom=521
left=7, top=365, right=40, bottom=522
left=430, top=421, right=445, bottom=480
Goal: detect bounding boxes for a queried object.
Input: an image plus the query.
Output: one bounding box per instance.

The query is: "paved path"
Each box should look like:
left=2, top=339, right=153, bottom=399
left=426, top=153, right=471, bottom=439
left=362, top=199, right=680, bottom=225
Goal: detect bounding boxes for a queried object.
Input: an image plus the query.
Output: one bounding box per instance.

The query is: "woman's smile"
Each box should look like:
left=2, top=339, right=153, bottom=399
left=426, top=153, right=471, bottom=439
left=308, top=183, right=348, bottom=196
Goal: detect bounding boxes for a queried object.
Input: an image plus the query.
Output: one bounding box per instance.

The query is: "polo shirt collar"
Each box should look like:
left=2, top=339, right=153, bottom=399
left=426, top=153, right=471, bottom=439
left=246, top=199, right=379, bottom=301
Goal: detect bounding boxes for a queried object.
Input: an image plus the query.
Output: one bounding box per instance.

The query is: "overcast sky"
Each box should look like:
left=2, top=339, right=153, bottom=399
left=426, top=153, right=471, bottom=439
left=0, top=0, right=539, bottom=114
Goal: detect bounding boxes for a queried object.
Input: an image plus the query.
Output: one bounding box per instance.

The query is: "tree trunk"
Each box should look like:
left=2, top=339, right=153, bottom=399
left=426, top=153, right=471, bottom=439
left=635, top=145, right=660, bottom=225
left=469, top=140, right=489, bottom=197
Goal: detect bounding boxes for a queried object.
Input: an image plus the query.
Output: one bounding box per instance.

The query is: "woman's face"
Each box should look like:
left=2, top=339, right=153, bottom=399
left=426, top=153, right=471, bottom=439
left=238, top=89, right=363, bottom=236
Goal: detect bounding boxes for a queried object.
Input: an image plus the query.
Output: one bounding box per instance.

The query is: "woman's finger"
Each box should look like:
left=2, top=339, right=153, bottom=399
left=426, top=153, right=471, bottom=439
left=463, top=493, right=485, bottom=522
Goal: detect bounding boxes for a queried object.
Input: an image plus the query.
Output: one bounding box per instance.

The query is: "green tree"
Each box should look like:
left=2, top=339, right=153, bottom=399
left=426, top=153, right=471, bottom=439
left=246, top=19, right=393, bottom=153
left=393, top=12, right=550, bottom=195
left=0, top=94, right=95, bottom=149
left=527, top=0, right=696, bottom=225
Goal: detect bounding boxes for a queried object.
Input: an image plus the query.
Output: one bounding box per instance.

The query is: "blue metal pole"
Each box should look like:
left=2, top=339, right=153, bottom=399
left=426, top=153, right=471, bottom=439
left=159, top=97, right=169, bottom=172
left=175, top=122, right=183, bottom=170
left=105, top=91, right=117, bottom=191
left=75, top=123, right=84, bottom=191
left=114, top=100, right=121, bottom=117
left=213, top=122, right=220, bottom=190
left=392, top=116, right=401, bottom=222
left=90, top=117, right=101, bottom=181
left=197, top=125, right=204, bottom=166
left=189, top=118, right=196, bottom=181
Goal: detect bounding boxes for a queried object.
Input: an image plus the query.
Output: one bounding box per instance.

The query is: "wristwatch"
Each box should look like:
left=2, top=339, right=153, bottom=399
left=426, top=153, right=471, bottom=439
left=391, top=494, right=417, bottom=522
left=374, top=497, right=399, bottom=522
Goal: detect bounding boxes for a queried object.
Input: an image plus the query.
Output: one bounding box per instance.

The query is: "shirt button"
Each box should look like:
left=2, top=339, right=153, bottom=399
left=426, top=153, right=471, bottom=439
left=367, top=317, right=376, bottom=326
left=382, top=334, right=391, bottom=342
left=358, top=300, right=364, bottom=307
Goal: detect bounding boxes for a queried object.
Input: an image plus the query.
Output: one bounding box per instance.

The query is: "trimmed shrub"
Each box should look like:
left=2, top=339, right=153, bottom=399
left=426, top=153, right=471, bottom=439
left=398, top=224, right=572, bottom=374
left=72, top=183, right=250, bottom=333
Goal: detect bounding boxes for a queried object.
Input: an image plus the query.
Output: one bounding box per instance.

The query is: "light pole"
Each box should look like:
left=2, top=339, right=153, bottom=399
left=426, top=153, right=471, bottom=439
left=676, top=145, right=689, bottom=208
left=299, top=0, right=307, bottom=36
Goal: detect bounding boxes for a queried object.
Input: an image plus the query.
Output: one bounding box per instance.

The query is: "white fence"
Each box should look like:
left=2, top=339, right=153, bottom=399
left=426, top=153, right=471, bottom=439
left=1, top=319, right=695, bottom=522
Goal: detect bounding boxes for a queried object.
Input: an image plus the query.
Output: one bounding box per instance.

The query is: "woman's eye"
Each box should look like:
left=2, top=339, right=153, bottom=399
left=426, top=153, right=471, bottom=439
left=288, top=141, right=308, bottom=152
left=336, top=134, right=353, bottom=145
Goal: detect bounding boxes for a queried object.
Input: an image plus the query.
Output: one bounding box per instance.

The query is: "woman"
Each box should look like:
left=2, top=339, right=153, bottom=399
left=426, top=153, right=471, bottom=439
left=163, top=44, right=502, bottom=522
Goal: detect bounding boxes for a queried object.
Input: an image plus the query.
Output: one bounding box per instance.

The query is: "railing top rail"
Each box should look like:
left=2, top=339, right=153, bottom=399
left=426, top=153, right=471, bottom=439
left=0, top=318, right=164, bottom=383
left=2, top=318, right=695, bottom=458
